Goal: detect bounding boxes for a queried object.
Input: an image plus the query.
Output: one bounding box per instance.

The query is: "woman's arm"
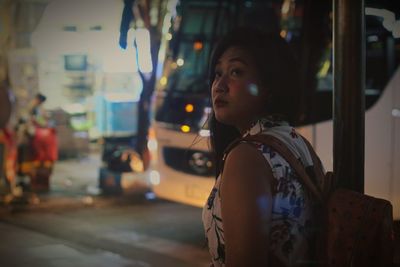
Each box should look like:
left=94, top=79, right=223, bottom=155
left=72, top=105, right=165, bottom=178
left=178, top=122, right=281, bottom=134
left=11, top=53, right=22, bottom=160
left=221, top=142, right=274, bottom=267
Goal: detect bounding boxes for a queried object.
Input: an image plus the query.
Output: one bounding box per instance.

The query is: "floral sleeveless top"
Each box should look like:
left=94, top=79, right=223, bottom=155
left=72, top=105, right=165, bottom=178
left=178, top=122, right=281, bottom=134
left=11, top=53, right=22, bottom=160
left=202, top=119, right=318, bottom=267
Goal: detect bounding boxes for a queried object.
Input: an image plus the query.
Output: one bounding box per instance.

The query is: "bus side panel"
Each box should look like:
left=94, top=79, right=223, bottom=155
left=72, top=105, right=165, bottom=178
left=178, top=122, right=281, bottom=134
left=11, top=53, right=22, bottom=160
left=298, top=123, right=333, bottom=171
left=391, top=68, right=400, bottom=220
left=312, top=69, right=399, bottom=220
left=314, top=121, right=333, bottom=172
left=314, top=96, right=392, bottom=203
left=364, top=76, right=393, bottom=211
left=297, top=126, right=315, bottom=148
left=153, top=160, right=214, bottom=208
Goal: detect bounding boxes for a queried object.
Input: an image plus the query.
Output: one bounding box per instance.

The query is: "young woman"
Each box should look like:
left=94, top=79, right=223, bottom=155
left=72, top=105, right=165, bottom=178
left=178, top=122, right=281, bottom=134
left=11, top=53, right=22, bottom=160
left=202, top=28, right=321, bottom=267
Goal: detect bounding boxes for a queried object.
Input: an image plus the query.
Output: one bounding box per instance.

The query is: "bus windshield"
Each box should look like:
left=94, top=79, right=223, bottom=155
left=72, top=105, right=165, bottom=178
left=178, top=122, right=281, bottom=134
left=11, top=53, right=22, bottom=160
left=161, top=0, right=291, bottom=94
left=158, top=0, right=400, bottom=125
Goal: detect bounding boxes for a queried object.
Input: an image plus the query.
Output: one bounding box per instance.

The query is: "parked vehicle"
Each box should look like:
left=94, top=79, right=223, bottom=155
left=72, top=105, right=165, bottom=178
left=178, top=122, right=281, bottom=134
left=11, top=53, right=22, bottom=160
left=151, top=0, right=400, bottom=220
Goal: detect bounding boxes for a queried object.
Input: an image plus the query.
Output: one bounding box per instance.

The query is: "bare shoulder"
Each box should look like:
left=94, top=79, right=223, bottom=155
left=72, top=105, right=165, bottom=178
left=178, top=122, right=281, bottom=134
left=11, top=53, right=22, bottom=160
left=221, top=142, right=273, bottom=195
left=224, top=141, right=272, bottom=177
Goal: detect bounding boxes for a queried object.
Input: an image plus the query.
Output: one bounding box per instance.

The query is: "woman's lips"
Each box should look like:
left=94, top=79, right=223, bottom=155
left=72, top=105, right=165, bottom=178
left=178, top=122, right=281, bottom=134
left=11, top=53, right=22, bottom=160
left=214, top=99, right=228, bottom=108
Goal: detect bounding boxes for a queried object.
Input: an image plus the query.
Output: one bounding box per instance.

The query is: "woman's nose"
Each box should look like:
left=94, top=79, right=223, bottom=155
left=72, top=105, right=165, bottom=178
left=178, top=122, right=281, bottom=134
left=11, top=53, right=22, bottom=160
left=214, top=76, right=228, bottom=93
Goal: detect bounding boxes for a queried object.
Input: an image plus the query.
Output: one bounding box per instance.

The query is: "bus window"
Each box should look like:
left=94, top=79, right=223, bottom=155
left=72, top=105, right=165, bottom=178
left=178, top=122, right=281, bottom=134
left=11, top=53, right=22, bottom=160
left=303, top=4, right=400, bottom=125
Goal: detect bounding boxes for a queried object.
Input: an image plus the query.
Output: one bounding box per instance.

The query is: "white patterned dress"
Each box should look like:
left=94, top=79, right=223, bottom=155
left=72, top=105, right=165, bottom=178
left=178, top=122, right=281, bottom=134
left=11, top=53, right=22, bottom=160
left=202, top=119, right=318, bottom=267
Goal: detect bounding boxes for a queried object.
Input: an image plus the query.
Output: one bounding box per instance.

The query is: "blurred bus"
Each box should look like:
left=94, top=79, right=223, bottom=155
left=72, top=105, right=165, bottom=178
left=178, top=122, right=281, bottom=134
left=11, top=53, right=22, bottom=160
left=151, top=0, right=400, bottom=220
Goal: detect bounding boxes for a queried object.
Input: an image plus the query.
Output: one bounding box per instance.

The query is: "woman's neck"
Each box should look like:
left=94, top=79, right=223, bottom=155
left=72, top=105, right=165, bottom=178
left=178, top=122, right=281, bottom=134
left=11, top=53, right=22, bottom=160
left=237, top=119, right=259, bottom=136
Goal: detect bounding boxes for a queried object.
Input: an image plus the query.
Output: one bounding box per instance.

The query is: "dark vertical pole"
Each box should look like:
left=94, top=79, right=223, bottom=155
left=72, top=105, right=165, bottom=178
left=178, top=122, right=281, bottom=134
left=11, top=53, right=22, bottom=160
left=333, top=0, right=365, bottom=192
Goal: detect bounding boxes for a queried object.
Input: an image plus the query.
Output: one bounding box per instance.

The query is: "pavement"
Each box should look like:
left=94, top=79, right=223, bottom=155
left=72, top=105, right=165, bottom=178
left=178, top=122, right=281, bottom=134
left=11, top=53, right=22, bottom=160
left=0, top=221, right=157, bottom=267
left=0, top=152, right=182, bottom=267
left=1, top=148, right=154, bottom=212
left=0, top=200, right=209, bottom=267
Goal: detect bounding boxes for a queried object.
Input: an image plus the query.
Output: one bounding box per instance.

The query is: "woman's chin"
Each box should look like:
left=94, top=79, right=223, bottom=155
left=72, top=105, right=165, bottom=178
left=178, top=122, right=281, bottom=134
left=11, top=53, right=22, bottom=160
left=215, top=113, right=235, bottom=126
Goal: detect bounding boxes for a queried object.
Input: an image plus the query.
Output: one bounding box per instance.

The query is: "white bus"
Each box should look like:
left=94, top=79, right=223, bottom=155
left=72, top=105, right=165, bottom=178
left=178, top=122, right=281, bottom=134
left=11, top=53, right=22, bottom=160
left=151, top=0, right=400, bottom=220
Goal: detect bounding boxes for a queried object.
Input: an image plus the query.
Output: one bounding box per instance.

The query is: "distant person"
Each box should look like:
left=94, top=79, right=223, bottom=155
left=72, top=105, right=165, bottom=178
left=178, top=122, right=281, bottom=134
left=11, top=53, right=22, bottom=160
left=202, top=27, right=323, bottom=266
left=15, top=93, right=48, bottom=143
left=0, top=79, right=11, bottom=128
left=15, top=93, right=49, bottom=171
left=28, top=93, right=47, bottom=126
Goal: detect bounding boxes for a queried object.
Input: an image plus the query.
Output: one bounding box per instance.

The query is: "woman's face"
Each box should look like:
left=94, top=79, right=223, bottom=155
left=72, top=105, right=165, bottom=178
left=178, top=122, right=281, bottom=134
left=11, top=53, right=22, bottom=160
left=211, top=46, right=268, bottom=132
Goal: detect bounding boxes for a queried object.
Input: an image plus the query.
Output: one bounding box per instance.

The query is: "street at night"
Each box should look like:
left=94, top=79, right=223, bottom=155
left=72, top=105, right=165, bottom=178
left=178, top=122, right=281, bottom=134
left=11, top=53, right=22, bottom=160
left=0, top=153, right=210, bottom=267
left=1, top=193, right=210, bottom=267
left=0, top=199, right=209, bottom=267
left=1, top=0, right=400, bottom=266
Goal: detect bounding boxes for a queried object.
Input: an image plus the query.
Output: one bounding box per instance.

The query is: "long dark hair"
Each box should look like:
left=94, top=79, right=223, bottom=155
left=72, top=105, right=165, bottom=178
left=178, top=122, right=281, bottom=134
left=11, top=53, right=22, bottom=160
left=209, top=27, right=301, bottom=178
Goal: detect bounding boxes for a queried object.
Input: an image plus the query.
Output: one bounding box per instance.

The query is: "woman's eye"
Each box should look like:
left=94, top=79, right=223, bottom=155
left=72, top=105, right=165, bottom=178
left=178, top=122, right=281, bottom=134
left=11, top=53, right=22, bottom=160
left=230, top=68, right=242, bottom=76
left=214, top=71, right=222, bottom=78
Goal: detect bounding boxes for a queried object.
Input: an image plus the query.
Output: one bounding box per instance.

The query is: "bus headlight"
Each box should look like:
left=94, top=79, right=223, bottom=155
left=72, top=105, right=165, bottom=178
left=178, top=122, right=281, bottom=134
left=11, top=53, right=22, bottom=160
left=150, top=171, right=160, bottom=185
left=188, top=152, right=213, bottom=175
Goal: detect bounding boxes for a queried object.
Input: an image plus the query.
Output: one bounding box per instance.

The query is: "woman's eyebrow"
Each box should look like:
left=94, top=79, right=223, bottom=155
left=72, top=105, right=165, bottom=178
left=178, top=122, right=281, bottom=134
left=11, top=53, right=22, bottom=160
left=228, top=57, right=248, bottom=65
left=216, top=57, right=248, bottom=67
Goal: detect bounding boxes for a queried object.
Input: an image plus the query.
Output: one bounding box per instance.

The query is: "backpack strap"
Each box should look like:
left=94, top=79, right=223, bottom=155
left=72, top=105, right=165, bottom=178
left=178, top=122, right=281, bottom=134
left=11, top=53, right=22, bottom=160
left=240, top=134, right=324, bottom=202
left=300, top=136, right=336, bottom=198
